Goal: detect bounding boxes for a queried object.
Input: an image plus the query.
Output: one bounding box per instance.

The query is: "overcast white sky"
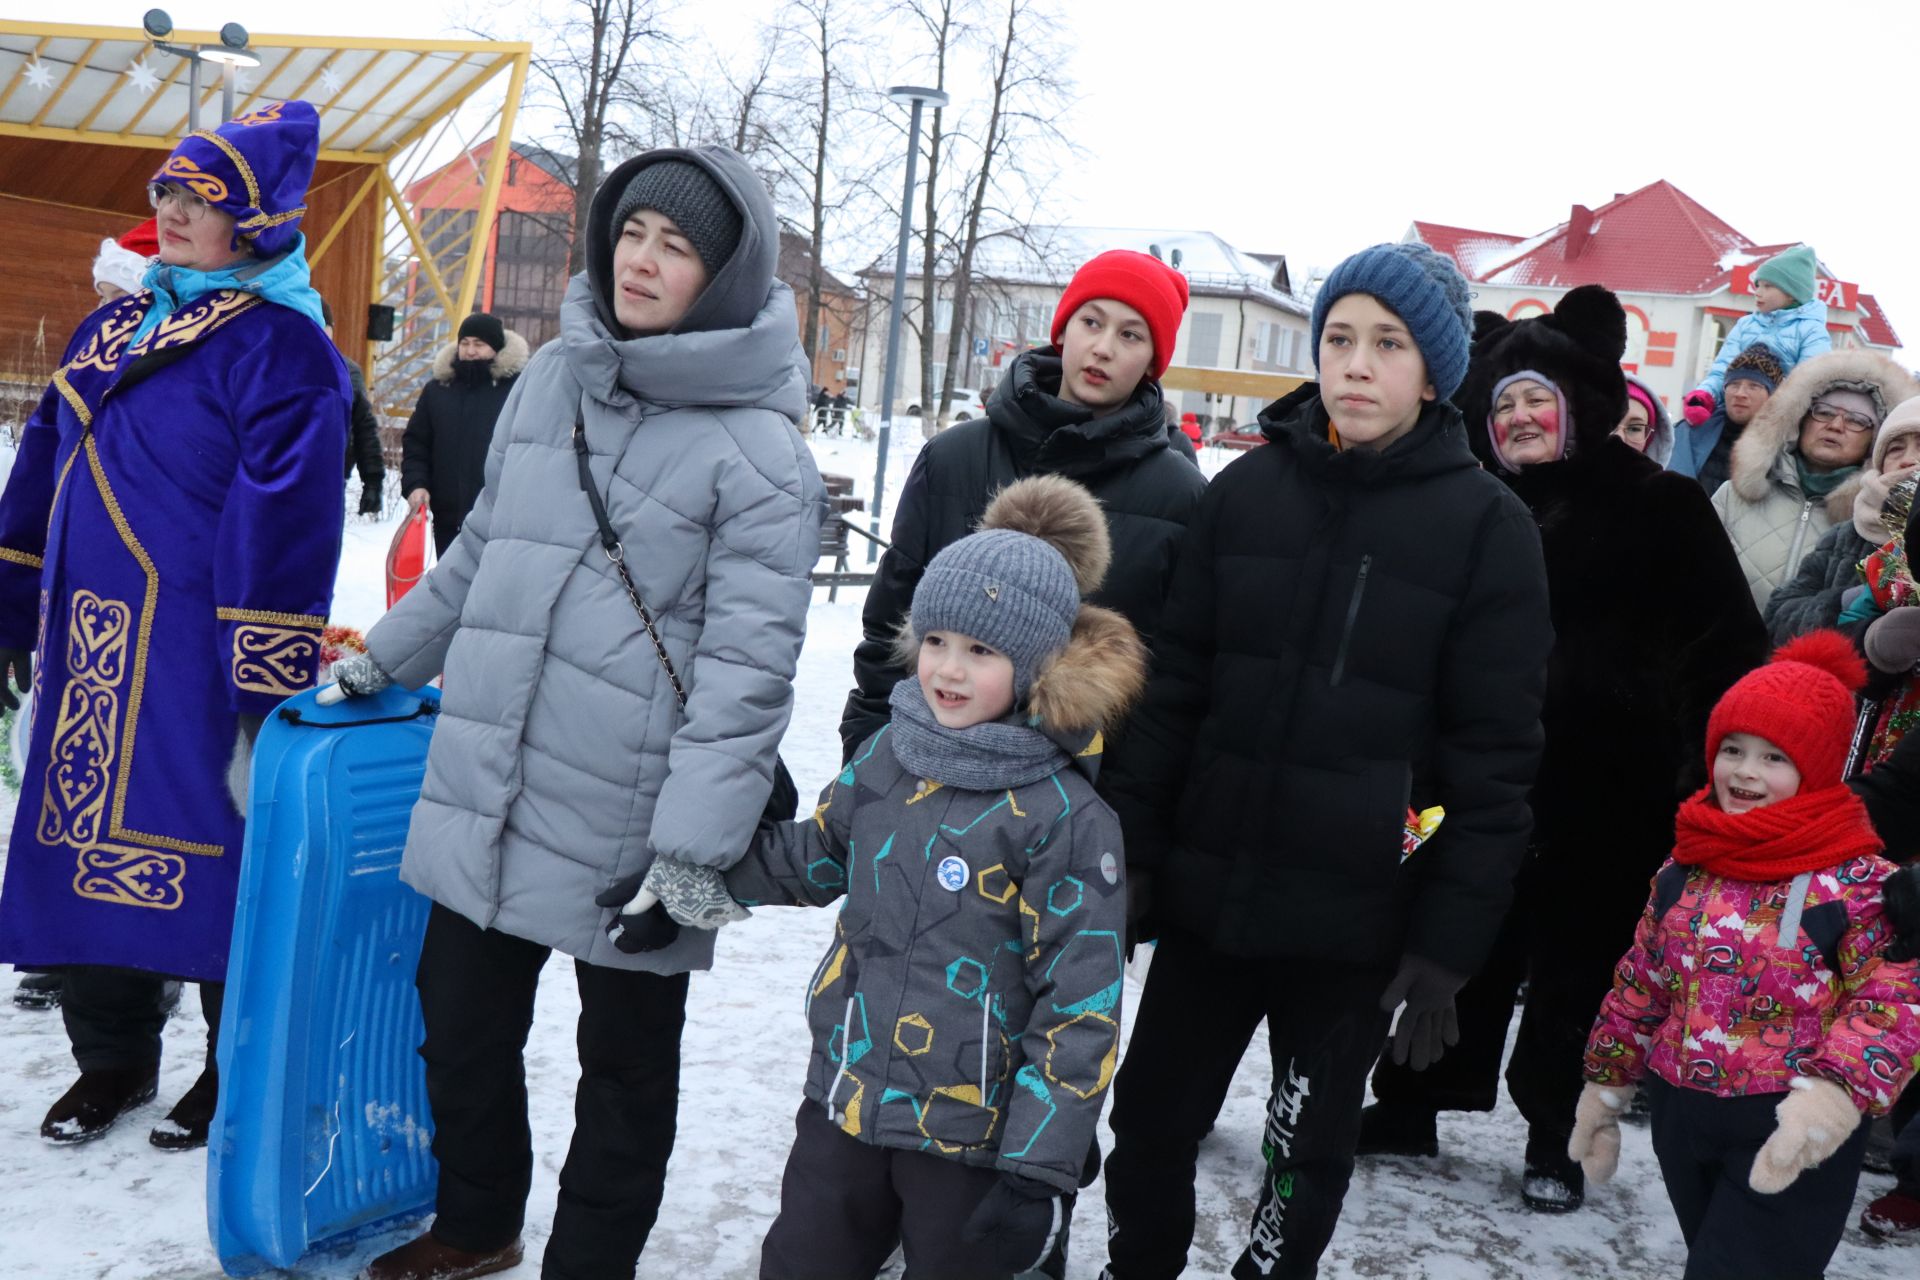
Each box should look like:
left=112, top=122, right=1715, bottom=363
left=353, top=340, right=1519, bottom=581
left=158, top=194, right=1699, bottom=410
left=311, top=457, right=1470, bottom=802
left=51, top=0, right=1920, bottom=351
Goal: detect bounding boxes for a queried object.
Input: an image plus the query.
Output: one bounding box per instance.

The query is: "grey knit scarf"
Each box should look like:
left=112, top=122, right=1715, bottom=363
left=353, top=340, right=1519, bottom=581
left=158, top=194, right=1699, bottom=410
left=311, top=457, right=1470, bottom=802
left=887, top=678, right=1067, bottom=790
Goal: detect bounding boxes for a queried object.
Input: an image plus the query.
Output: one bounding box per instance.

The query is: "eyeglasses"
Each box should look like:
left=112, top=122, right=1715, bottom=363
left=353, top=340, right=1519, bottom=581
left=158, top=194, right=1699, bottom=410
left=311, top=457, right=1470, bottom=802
left=1807, top=402, right=1878, bottom=434
left=146, top=181, right=211, bottom=221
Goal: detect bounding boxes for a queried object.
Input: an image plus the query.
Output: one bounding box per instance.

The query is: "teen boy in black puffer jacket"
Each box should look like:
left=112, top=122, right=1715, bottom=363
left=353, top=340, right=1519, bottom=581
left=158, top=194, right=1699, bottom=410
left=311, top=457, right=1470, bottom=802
left=1098, top=242, right=1552, bottom=1280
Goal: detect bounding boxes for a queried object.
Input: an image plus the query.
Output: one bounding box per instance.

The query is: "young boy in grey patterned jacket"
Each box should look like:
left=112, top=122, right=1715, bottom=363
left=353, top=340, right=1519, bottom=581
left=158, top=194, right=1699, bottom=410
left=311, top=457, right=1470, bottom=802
left=626, top=475, right=1146, bottom=1278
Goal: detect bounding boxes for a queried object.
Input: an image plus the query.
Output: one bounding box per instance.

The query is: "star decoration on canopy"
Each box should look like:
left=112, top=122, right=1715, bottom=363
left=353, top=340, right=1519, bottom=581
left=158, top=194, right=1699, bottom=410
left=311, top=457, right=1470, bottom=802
left=21, top=59, right=54, bottom=92
left=318, top=64, right=343, bottom=96
left=227, top=68, right=252, bottom=94
left=125, top=56, right=160, bottom=95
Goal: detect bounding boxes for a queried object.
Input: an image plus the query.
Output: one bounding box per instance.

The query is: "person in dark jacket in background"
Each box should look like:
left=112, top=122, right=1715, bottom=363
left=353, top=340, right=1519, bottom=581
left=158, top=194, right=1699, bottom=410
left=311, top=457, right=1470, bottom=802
left=838, top=249, right=1207, bottom=760
left=321, top=299, right=386, bottom=516
left=1099, top=242, right=1552, bottom=1280
left=401, top=311, right=530, bottom=556
left=1667, top=343, right=1784, bottom=496
left=1359, top=286, right=1767, bottom=1215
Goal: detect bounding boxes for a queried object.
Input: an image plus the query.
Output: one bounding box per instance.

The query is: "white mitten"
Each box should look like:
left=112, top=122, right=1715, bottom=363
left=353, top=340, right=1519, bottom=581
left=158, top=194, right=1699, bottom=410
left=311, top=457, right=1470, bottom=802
left=1749, top=1077, right=1861, bottom=1194
left=1567, top=1083, right=1635, bottom=1184
left=642, top=856, right=751, bottom=929
left=316, top=651, right=393, bottom=706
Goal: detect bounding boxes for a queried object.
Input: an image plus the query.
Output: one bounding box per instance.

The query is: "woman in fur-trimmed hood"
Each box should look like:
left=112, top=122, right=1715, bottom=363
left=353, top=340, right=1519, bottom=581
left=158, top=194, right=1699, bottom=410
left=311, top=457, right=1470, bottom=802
left=1366, top=285, right=1766, bottom=1213
left=400, top=315, right=532, bottom=556
left=1713, top=347, right=1920, bottom=611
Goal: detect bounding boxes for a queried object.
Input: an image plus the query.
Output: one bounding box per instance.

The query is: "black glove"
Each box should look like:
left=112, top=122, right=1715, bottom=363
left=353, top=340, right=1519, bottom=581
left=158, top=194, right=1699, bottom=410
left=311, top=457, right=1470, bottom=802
left=1884, top=864, right=1920, bottom=964
left=0, top=647, right=30, bottom=713
left=959, top=1171, right=1062, bottom=1273
left=358, top=487, right=383, bottom=516
left=592, top=873, right=682, bottom=954
left=1378, top=955, right=1467, bottom=1072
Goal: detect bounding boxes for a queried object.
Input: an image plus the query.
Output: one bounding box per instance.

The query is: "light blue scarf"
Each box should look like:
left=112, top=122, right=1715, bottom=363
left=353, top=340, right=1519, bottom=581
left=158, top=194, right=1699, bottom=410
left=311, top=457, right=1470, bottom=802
left=132, top=232, right=327, bottom=346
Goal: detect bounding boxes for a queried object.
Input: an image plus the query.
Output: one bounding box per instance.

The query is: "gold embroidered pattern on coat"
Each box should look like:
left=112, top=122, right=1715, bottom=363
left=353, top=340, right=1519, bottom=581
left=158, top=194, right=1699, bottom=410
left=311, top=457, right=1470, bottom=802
left=73, top=846, right=185, bottom=911
left=125, top=292, right=261, bottom=363
left=0, top=547, right=44, bottom=570
left=156, top=153, right=229, bottom=204
left=216, top=606, right=328, bottom=629
left=232, top=624, right=319, bottom=698
left=38, top=590, right=131, bottom=852
left=81, top=436, right=221, bottom=858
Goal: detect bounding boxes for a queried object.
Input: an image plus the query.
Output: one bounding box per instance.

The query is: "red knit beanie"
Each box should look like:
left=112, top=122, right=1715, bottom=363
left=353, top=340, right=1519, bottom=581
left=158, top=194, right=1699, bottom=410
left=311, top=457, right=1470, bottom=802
left=1705, top=630, right=1867, bottom=791
left=1050, top=250, right=1190, bottom=379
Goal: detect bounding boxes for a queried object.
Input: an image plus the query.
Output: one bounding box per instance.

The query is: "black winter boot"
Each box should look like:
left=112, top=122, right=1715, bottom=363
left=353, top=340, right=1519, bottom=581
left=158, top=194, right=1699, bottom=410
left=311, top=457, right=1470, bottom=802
left=1354, top=1099, right=1440, bottom=1157
left=1521, top=1126, right=1585, bottom=1212
left=40, top=1067, right=159, bottom=1144
left=12, top=971, right=61, bottom=1010
left=149, top=1067, right=219, bottom=1151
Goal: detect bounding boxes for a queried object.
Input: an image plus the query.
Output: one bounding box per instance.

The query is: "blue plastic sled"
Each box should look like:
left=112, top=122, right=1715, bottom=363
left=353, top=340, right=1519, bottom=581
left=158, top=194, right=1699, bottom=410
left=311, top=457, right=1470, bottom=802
left=208, top=683, right=442, bottom=1276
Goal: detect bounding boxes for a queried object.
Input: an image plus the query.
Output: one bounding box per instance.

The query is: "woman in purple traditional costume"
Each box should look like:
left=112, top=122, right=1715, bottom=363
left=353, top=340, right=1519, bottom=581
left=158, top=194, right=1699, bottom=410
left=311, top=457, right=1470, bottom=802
left=0, top=100, right=348, bottom=1150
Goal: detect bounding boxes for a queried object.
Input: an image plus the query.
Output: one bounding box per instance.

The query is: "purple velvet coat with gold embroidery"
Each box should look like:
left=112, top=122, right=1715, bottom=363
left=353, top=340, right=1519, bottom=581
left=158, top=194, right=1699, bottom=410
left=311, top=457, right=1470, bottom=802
left=0, top=288, right=346, bottom=981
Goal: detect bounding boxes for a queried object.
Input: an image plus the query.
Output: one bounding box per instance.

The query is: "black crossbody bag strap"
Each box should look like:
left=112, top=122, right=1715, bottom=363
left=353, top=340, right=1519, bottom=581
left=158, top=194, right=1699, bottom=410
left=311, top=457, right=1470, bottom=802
left=571, top=405, right=800, bottom=824
left=573, top=409, right=689, bottom=708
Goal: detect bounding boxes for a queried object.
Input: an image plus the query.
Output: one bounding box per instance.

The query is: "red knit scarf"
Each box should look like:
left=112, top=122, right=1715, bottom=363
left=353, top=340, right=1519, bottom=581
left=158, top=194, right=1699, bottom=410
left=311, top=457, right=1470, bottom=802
left=1672, top=784, right=1883, bottom=881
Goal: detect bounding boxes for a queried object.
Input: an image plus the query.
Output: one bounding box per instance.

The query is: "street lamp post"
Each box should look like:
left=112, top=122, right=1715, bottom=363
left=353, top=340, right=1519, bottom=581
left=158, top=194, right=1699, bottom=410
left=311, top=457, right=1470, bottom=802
left=142, top=10, right=260, bottom=131
left=868, top=84, right=949, bottom=564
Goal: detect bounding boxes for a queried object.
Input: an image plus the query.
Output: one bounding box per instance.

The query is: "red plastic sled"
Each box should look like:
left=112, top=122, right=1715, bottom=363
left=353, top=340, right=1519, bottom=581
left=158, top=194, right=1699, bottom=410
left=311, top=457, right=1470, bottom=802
left=386, top=508, right=433, bottom=608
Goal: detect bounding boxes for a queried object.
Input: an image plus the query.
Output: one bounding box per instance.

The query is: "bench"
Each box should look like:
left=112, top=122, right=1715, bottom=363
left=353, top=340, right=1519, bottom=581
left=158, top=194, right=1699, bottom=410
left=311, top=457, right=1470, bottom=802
left=814, top=473, right=875, bottom=600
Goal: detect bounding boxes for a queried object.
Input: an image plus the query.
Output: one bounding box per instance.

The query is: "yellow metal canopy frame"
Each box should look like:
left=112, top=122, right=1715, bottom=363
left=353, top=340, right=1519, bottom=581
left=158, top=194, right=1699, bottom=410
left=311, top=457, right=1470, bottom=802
left=0, top=20, right=532, bottom=413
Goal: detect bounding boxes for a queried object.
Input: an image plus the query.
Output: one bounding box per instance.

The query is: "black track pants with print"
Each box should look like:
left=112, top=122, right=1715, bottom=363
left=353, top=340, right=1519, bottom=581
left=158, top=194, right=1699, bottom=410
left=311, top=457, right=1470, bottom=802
left=1103, top=930, right=1393, bottom=1280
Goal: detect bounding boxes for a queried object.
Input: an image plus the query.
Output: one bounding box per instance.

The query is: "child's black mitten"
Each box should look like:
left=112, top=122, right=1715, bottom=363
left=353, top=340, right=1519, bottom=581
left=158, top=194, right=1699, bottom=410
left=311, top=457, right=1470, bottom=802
left=960, top=1171, right=1062, bottom=1273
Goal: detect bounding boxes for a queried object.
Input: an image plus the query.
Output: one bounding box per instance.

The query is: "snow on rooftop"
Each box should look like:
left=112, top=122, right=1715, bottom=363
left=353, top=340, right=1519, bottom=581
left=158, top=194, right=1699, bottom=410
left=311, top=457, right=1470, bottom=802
left=921, top=225, right=1308, bottom=314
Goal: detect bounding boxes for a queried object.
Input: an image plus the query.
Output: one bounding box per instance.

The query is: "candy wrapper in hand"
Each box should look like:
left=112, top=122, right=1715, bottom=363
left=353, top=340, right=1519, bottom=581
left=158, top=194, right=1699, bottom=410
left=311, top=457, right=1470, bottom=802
left=1401, top=806, right=1445, bottom=860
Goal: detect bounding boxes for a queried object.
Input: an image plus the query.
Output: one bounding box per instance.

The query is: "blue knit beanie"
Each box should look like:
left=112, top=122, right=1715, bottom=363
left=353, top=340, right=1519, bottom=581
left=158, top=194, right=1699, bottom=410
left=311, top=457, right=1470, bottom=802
left=1310, top=242, right=1474, bottom=401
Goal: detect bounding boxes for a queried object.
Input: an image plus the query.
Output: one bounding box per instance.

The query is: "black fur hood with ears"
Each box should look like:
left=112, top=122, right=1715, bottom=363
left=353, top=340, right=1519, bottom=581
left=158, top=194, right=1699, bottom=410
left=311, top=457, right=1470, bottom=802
left=1454, top=284, right=1630, bottom=476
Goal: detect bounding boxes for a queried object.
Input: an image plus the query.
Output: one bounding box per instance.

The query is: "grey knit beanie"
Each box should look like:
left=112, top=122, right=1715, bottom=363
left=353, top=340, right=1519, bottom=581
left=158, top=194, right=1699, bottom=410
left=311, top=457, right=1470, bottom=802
left=609, top=159, right=744, bottom=280
left=1310, top=242, right=1475, bottom=401
left=912, top=530, right=1078, bottom=698
left=907, top=476, right=1111, bottom=699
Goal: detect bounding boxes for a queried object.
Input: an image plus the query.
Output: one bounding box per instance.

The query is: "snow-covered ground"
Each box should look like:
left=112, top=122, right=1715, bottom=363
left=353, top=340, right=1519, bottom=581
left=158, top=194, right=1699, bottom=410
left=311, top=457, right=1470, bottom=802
left=0, top=431, right=1905, bottom=1279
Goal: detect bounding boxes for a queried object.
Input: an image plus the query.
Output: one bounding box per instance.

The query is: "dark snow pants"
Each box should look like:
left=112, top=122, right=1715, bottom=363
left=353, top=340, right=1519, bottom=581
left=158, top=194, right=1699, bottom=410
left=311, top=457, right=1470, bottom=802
left=758, top=1099, right=1012, bottom=1280
left=62, top=966, right=216, bottom=1073
left=1645, top=1077, right=1868, bottom=1280
left=414, top=903, right=689, bottom=1280
left=1892, top=1086, right=1920, bottom=1194
left=1102, top=931, right=1394, bottom=1280
left=1369, top=857, right=1631, bottom=1143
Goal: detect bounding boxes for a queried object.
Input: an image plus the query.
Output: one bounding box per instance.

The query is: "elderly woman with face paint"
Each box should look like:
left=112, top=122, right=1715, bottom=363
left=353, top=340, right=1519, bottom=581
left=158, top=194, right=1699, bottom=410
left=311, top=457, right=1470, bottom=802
left=1357, top=287, right=1766, bottom=1216
left=0, top=101, right=350, bottom=1152
left=1711, top=349, right=1920, bottom=613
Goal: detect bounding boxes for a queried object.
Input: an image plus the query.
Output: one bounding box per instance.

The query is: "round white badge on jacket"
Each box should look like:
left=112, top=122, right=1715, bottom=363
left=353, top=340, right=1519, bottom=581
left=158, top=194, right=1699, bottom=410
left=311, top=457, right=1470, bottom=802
left=936, top=855, right=969, bottom=892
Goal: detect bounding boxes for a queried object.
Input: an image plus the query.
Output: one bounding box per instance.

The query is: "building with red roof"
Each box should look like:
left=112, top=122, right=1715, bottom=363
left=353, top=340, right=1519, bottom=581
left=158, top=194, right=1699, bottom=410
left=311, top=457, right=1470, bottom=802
left=1410, top=180, right=1903, bottom=408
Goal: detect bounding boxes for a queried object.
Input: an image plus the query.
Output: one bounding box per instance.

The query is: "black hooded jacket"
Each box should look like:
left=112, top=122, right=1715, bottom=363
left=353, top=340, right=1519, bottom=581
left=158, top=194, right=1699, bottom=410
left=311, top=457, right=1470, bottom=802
left=1100, top=385, right=1551, bottom=973
left=1456, top=287, right=1767, bottom=924
left=838, top=347, right=1207, bottom=757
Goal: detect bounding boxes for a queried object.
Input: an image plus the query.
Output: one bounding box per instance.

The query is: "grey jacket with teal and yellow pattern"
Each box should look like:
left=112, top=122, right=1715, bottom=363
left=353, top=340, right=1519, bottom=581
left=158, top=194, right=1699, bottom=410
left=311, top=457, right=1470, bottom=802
left=725, top=605, right=1145, bottom=1193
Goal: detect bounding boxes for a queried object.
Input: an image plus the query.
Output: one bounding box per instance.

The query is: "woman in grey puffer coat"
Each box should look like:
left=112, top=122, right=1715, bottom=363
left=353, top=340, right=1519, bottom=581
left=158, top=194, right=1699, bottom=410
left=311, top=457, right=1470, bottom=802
left=331, top=145, right=827, bottom=1280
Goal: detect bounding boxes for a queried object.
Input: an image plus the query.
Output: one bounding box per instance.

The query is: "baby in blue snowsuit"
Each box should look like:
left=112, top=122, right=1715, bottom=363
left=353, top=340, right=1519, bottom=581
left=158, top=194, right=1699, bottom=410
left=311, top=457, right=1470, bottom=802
left=623, top=475, right=1146, bottom=1279
left=1684, top=244, right=1832, bottom=425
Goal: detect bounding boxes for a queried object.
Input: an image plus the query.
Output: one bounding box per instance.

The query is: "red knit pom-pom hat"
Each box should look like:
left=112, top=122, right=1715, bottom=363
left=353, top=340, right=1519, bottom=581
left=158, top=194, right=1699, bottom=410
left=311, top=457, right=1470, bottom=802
left=1050, top=250, right=1190, bottom=379
left=1706, top=630, right=1867, bottom=791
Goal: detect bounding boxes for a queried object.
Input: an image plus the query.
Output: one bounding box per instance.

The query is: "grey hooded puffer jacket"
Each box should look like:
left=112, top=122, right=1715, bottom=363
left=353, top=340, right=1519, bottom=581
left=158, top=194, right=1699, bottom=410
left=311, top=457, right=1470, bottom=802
left=365, top=145, right=828, bottom=973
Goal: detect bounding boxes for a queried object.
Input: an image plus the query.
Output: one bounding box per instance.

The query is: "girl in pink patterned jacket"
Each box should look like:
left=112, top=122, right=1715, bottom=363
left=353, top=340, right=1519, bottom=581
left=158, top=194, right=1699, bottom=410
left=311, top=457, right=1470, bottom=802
left=1571, top=630, right=1920, bottom=1279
